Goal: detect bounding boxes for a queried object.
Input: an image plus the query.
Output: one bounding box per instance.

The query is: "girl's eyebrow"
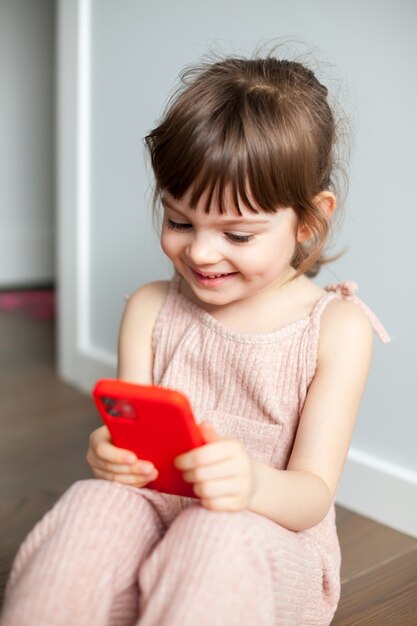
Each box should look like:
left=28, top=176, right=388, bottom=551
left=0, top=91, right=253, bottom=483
left=161, top=197, right=270, bottom=226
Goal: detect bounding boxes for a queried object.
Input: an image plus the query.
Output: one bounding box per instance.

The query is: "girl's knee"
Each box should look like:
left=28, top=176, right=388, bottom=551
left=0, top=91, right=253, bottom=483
left=65, top=478, right=123, bottom=496
left=53, top=479, right=154, bottom=528
left=174, top=503, right=261, bottom=542
left=63, top=478, right=138, bottom=505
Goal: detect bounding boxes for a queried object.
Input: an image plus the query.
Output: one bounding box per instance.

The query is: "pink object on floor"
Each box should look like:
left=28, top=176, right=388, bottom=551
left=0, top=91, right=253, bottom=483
left=0, top=290, right=55, bottom=320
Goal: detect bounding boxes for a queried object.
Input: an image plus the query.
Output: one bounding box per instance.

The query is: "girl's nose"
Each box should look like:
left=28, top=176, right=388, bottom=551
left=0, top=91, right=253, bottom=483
left=186, top=234, right=222, bottom=266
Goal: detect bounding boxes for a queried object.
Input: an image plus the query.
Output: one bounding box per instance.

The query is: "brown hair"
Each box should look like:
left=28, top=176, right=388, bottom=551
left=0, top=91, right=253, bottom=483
left=145, top=53, right=346, bottom=277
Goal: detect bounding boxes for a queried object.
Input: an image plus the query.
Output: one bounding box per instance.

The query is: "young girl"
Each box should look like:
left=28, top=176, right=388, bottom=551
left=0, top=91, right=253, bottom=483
left=1, top=53, right=389, bottom=626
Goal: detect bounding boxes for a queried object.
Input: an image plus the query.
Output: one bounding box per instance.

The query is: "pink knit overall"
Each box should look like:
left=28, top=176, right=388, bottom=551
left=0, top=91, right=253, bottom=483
left=0, top=277, right=389, bottom=626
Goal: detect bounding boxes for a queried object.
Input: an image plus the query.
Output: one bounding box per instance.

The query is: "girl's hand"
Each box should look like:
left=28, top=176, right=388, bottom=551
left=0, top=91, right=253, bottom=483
left=86, top=425, right=159, bottom=487
left=174, top=422, right=258, bottom=511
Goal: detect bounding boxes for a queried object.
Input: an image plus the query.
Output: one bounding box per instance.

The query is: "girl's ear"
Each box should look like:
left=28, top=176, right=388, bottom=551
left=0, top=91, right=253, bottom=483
left=315, top=190, right=337, bottom=219
left=296, top=191, right=337, bottom=243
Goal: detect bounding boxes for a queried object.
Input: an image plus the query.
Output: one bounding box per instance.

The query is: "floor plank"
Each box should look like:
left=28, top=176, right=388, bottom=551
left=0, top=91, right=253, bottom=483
left=335, top=506, right=417, bottom=584
left=333, top=548, right=417, bottom=625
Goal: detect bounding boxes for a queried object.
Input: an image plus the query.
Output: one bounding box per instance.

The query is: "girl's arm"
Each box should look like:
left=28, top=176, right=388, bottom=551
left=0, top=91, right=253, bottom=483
left=247, top=298, right=374, bottom=531
left=87, top=281, right=169, bottom=484
left=117, top=280, right=169, bottom=383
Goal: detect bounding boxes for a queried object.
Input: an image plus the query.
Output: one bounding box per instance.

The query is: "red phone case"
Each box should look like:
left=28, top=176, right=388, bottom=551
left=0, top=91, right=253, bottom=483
left=92, top=379, right=205, bottom=498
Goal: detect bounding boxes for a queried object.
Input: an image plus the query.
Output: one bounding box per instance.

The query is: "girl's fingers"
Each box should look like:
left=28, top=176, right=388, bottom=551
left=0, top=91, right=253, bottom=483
left=182, top=458, right=240, bottom=483
left=199, top=421, right=221, bottom=443
left=89, top=424, right=111, bottom=447
left=87, top=426, right=157, bottom=475
left=89, top=426, right=137, bottom=464
left=93, top=467, right=158, bottom=485
left=200, top=495, right=244, bottom=512
left=95, top=439, right=137, bottom=465
left=175, top=439, right=240, bottom=470
left=90, top=460, right=153, bottom=475
left=88, top=452, right=156, bottom=475
left=192, top=477, right=241, bottom=500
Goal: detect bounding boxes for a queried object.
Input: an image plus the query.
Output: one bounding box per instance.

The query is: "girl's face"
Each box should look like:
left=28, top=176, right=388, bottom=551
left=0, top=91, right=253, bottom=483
left=160, top=188, right=300, bottom=309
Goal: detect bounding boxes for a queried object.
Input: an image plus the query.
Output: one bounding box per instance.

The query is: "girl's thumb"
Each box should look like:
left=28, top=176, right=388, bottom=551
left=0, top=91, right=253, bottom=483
left=200, top=421, right=220, bottom=443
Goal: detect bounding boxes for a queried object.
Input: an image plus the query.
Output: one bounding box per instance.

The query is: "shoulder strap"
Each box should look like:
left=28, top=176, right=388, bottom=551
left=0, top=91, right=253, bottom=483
left=306, top=280, right=390, bottom=382
left=324, top=281, right=391, bottom=343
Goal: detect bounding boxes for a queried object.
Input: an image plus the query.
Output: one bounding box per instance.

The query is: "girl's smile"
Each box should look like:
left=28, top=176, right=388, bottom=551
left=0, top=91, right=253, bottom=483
left=190, top=267, right=239, bottom=287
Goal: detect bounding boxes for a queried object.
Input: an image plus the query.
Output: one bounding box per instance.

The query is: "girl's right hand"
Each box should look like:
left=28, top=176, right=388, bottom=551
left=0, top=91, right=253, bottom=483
left=86, top=425, right=159, bottom=487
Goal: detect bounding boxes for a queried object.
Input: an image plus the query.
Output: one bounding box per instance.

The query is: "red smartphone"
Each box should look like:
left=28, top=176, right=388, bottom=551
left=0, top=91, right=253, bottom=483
left=92, top=379, right=205, bottom=498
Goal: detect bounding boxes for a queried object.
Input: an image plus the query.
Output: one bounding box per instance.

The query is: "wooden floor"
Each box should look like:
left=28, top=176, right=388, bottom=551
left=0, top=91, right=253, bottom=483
left=0, top=309, right=416, bottom=624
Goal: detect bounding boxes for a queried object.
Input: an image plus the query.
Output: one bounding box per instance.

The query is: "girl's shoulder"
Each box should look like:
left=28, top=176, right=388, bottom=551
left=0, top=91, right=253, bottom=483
left=317, top=295, right=374, bottom=364
left=122, top=280, right=171, bottom=329
left=312, top=277, right=390, bottom=366
left=126, top=280, right=170, bottom=311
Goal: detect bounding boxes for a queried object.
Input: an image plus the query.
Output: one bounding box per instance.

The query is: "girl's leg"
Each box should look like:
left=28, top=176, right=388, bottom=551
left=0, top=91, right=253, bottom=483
left=0, top=480, right=164, bottom=626
left=136, top=504, right=315, bottom=626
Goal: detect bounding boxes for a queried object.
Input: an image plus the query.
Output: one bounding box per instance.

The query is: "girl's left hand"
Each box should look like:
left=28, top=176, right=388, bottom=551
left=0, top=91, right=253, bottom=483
left=174, top=422, right=258, bottom=512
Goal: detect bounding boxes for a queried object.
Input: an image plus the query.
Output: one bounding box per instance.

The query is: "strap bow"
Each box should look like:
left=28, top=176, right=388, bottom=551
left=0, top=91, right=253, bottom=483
left=324, top=281, right=391, bottom=344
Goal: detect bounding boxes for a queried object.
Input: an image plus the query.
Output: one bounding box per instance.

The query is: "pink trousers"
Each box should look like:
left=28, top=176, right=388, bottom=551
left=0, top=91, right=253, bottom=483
left=1, top=480, right=335, bottom=626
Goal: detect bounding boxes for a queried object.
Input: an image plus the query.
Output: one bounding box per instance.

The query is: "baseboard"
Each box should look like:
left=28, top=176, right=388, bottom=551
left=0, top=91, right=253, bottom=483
left=60, top=348, right=117, bottom=395
left=336, top=447, right=417, bottom=539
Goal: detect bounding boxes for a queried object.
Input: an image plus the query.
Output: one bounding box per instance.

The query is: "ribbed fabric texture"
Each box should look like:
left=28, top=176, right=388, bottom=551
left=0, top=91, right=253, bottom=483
left=138, top=505, right=317, bottom=626
left=1, top=276, right=389, bottom=626
left=1, top=480, right=170, bottom=626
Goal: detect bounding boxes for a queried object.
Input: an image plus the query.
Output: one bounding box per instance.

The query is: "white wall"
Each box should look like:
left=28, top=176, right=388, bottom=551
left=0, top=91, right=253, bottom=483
left=57, top=0, right=417, bottom=536
left=0, top=0, right=55, bottom=287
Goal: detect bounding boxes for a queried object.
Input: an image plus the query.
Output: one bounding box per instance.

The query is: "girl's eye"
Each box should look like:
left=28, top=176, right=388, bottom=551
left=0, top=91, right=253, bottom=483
left=166, top=218, right=253, bottom=244
left=226, top=233, right=254, bottom=244
left=167, top=218, right=192, bottom=231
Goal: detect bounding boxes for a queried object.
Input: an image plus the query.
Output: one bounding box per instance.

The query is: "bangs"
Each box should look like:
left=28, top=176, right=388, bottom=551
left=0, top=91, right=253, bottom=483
left=145, top=76, right=308, bottom=216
